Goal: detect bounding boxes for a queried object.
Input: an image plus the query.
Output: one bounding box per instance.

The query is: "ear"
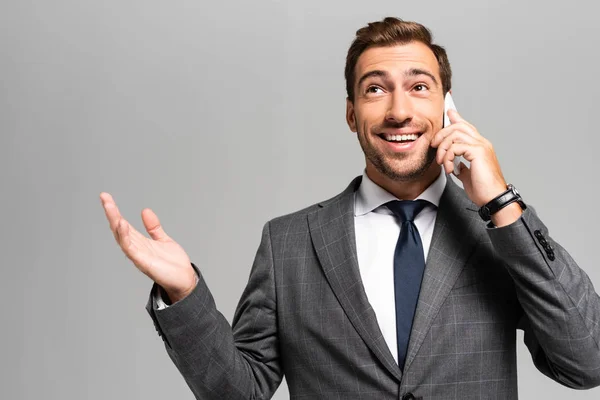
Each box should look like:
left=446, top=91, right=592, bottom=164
left=346, top=97, right=357, bottom=132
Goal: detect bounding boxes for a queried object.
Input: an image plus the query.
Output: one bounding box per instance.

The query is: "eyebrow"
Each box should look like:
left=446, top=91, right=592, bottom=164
left=357, top=70, right=390, bottom=89
left=405, top=68, right=439, bottom=87
left=356, top=68, right=439, bottom=89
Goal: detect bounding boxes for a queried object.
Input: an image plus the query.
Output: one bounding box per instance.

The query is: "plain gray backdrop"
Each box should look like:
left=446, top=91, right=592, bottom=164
left=2, top=0, right=599, bottom=399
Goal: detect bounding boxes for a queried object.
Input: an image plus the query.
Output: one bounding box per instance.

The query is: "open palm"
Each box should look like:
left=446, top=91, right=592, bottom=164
left=100, top=192, right=196, bottom=303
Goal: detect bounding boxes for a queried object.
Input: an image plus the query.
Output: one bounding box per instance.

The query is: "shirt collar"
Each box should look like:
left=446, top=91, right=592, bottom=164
left=354, top=166, right=447, bottom=217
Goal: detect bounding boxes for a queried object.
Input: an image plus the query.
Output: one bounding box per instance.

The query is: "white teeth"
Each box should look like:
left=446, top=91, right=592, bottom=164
left=383, top=133, right=419, bottom=142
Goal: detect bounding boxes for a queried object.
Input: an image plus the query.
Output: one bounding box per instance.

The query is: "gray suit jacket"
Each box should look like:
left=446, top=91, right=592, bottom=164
left=146, top=175, right=600, bottom=399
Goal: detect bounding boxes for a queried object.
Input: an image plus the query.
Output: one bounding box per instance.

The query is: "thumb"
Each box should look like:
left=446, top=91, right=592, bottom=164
left=141, top=208, right=170, bottom=241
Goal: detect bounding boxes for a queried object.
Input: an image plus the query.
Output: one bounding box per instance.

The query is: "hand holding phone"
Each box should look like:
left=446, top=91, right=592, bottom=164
left=437, top=93, right=510, bottom=211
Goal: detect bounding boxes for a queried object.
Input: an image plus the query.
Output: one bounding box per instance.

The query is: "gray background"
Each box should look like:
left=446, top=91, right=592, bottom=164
left=2, top=0, right=599, bottom=399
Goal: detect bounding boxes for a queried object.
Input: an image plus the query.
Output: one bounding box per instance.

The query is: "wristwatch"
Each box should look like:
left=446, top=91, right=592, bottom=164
left=478, top=184, right=527, bottom=221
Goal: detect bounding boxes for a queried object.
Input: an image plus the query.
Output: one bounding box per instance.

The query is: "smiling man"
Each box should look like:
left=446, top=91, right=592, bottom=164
left=101, top=17, right=600, bottom=399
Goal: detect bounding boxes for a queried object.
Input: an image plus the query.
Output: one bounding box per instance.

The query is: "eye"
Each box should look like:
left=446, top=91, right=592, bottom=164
left=366, top=85, right=384, bottom=94
left=413, top=84, right=429, bottom=92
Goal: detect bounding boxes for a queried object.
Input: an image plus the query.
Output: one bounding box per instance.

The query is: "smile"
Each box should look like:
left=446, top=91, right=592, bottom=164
left=379, top=133, right=421, bottom=143
left=377, top=132, right=424, bottom=152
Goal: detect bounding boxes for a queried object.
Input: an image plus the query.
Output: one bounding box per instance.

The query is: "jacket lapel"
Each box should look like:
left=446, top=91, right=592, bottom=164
left=403, top=176, right=484, bottom=372
left=307, top=176, right=403, bottom=382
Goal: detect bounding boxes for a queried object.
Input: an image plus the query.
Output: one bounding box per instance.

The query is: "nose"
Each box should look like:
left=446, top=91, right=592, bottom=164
left=385, top=91, right=414, bottom=124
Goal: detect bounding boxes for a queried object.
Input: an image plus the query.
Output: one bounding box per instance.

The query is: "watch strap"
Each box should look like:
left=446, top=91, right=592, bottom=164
left=478, top=184, right=526, bottom=221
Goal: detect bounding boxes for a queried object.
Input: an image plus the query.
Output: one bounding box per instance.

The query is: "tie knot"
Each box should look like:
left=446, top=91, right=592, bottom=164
left=385, top=199, right=430, bottom=223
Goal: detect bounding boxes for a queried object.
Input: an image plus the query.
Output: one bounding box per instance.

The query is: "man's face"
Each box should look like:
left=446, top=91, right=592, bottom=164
left=346, top=41, right=445, bottom=182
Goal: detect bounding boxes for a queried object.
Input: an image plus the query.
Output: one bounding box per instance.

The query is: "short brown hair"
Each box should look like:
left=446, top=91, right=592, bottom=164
left=345, top=17, right=452, bottom=101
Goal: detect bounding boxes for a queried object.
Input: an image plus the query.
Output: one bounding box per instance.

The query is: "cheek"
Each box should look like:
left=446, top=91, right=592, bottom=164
left=422, top=113, right=443, bottom=137
left=351, top=111, right=370, bottom=135
left=414, top=99, right=444, bottom=130
left=356, top=104, right=384, bottom=132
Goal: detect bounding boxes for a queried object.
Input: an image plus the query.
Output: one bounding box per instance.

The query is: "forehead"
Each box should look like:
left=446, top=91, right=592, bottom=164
left=355, top=41, right=440, bottom=82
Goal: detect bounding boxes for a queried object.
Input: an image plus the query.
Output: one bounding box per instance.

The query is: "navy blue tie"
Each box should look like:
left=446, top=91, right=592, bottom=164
left=385, top=199, right=430, bottom=370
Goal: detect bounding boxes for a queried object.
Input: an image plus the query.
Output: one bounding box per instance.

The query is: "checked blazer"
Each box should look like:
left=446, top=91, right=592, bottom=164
left=146, top=175, right=600, bottom=399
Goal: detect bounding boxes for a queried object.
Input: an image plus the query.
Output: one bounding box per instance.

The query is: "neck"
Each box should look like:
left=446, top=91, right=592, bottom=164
left=366, top=163, right=441, bottom=200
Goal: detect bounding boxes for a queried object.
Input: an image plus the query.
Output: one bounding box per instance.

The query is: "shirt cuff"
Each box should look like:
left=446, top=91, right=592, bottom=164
left=156, top=289, right=169, bottom=310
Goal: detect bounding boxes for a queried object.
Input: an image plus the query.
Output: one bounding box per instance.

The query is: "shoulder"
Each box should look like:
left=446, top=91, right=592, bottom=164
left=265, top=176, right=362, bottom=236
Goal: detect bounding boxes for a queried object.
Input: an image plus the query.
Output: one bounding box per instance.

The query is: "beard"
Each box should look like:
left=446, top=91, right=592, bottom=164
left=357, top=127, right=436, bottom=182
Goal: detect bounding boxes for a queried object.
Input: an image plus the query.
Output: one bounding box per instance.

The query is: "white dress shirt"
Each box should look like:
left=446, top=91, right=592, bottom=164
left=354, top=167, right=446, bottom=364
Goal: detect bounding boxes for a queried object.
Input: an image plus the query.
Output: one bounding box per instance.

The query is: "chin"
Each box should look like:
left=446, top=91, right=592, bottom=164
left=373, top=150, right=437, bottom=182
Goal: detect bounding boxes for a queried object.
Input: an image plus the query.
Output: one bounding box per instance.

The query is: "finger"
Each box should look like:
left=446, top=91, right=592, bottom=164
left=115, top=217, right=148, bottom=261
left=438, top=143, right=474, bottom=174
left=101, top=194, right=149, bottom=247
left=435, top=131, right=478, bottom=165
left=100, top=194, right=126, bottom=243
left=448, top=109, right=485, bottom=139
left=117, top=218, right=132, bottom=254
left=119, top=220, right=160, bottom=274
left=100, top=192, right=118, bottom=210
left=431, top=122, right=478, bottom=148
left=447, top=109, right=473, bottom=128
left=100, top=192, right=122, bottom=232
left=445, top=109, right=480, bottom=135
left=447, top=108, right=464, bottom=124
left=442, top=145, right=459, bottom=175
left=142, top=208, right=170, bottom=241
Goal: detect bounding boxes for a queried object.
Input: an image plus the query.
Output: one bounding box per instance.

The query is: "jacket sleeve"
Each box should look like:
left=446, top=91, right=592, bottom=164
left=487, top=206, right=600, bottom=389
left=145, top=221, right=283, bottom=400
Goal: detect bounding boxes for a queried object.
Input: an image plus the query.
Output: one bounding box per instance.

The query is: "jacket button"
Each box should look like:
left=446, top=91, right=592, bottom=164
left=547, top=250, right=555, bottom=261
left=534, top=230, right=543, bottom=238
left=402, top=393, right=416, bottom=400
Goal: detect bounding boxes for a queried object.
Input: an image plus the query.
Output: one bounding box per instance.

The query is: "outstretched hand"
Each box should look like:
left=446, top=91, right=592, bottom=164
left=100, top=192, right=197, bottom=303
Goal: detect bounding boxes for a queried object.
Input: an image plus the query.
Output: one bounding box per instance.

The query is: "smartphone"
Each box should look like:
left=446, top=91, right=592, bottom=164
left=443, top=92, right=465, bottom=176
